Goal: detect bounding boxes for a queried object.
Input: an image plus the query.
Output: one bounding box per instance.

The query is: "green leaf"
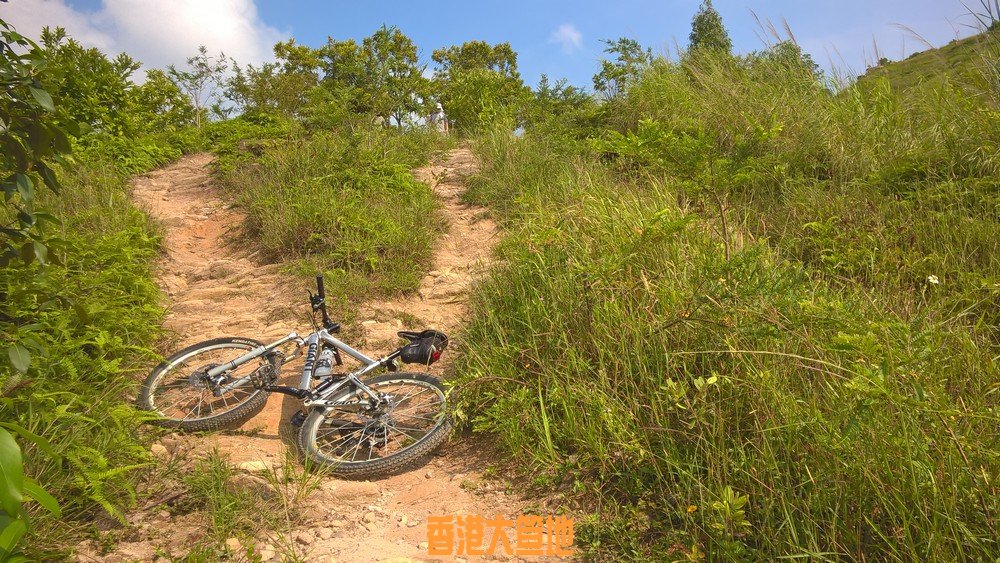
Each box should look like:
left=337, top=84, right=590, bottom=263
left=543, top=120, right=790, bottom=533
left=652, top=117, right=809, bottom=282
left=22, top=479, right=59, bottom=517
left=18, top=243, right=34, bottom=266
left=28, top=87, right=54, bottom=112
left=0, top=518, right=27, bottom=554
left=13, top=174, right=32, bottom=202
left=50, top=125, right=71, bottom=155
left=0, top=424, right=56, bottom=460
left=0, top=429, right=25, bottom=517
left=25, top=122, right=52, bottom=159
left=32, top=241, right=47, bottom=264
left=32, top=212, right=60, bottom=227
left=35, top=162, right=60, bottom=194
left=6, top=345, right=30, bottom=374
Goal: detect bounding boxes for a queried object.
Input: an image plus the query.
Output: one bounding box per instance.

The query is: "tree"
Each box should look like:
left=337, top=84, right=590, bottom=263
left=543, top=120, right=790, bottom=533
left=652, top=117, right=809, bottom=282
left=431, top=40, right=528, bottom=132
left=593, top=38, right=652, bottom=101
left=228, top=39, right=322, bottom=117
left=689, top=0, right=733, bottom=54
left=438, top=68, right=530, bottom=132
left=359, top=26, right=428, bottom=127
left=431, top=41, right=520, bottom=80
left=525, top=74, right=594, bottom=128
left=167, top=46, right=227, bottom=127
left=132, top=69, right=195, bottom=130
left=1, top=18, right=71, bottom=268
left=39, top=27, right=140, bottom=136
left=316, top=27, right=428, bottom=127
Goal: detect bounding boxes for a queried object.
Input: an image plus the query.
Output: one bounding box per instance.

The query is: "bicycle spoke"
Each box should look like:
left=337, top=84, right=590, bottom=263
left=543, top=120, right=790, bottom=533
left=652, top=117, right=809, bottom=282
left=150, top=343, right=269, bottom=422
left=306, top=376, right=447, bottom=468
left=394, top=386, right=433, bottom=405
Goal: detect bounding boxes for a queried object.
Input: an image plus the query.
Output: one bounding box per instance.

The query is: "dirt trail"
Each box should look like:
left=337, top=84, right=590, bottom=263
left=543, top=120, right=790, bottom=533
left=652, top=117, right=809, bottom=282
left=83, top=150, right=540, bottom=561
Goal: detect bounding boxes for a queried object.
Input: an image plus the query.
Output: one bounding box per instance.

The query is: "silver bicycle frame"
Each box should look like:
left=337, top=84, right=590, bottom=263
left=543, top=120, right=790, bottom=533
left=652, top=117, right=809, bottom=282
left=209, top=328, right=394, bottom=404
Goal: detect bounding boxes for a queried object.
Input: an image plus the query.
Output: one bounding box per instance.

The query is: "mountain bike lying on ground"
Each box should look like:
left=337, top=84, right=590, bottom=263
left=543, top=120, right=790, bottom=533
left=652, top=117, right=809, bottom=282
left=138, top=275, right=450, bottom=478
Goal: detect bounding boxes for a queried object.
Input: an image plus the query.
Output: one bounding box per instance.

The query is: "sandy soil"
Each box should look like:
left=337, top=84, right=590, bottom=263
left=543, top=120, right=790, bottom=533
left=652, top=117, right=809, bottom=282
left=73, top=149, right=565, bottom=562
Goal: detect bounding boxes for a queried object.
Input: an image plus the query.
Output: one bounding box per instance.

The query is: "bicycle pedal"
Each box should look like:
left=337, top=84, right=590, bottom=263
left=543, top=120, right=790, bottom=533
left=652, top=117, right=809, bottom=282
left=290, top=411, right=307, bottom=427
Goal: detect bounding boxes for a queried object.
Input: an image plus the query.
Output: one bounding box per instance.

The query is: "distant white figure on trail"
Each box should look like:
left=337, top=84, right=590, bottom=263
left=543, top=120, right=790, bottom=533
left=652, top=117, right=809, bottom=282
left=429, top=102, right=449, bottom=134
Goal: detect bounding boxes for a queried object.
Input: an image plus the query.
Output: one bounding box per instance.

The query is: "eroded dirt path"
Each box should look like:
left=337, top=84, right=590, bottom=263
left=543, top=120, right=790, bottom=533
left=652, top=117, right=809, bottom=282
left=80, top=149, right=535, bottom=562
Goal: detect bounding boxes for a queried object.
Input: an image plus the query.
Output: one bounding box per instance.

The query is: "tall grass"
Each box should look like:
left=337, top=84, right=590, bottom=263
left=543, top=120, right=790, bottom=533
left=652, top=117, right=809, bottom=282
left=219, top=126, right=452, bottom=301
left=0, top=134, right=189, bottom=558
left=456, top=33, right=999, bottom=560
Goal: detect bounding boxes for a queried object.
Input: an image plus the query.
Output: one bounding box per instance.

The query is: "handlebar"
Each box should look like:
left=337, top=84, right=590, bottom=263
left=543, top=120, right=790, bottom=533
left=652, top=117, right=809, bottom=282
left=311, top=274, right=340, bottom=332
left=316, top=274, right=326, bottom=300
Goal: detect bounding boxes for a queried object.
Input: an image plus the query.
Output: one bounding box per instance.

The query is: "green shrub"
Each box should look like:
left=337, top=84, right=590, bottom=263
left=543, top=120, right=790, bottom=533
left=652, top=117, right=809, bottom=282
left=201, top=112, right=301, bottom=174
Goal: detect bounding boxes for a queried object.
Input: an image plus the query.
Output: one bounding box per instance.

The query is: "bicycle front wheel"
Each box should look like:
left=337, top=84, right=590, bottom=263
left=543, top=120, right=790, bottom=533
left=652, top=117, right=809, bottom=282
left=139, top=337, right=275, bottom=431
left=297, top=372, right=451, bottom=478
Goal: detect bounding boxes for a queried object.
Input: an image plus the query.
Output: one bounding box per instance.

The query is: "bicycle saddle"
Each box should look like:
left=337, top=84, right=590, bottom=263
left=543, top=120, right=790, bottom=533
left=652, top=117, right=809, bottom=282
left=398, top=329, right=447, bottom=343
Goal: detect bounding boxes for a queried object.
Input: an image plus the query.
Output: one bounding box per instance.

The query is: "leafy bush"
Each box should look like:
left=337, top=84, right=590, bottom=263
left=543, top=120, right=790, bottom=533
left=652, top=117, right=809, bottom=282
left=1, top=153, right=166, bottom=558
left=1, top=26, right=186, bottom=556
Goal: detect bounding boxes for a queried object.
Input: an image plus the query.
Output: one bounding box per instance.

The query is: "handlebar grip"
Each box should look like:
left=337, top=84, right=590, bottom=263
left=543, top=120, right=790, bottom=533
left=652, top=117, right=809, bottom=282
left=316, top=274, right=325, bottom=299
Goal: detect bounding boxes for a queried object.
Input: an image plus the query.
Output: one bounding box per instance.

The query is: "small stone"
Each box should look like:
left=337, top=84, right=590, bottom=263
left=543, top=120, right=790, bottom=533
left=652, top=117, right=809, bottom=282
left=424, top=470, right=434, bottom=479
left=295, top=531, right=314, bottom=545
left=361, top=320, right=378, bottom=326
left=397, top=515, right=408, bottom=527
left=418, top=542, right=429, bottom=550
left=150, top=444, right=168, bottom=458
left=238, top=460, right=270, bottom=472
left=259, top=549, right=276, bottom=561
left=160, top=434, right=182, bottom=454
left=225, top=537, right=241, bottom=552
left=330, top=519, right=348, bottom=528
left=365, top=522, right=378, bottom=533
left=318, top=527, right=334, bottom=540
left=363, top=511, right=377, bottom=523
left=157, top=510, right=170, bottom=519
left=407, top=519, right=420, bottom=528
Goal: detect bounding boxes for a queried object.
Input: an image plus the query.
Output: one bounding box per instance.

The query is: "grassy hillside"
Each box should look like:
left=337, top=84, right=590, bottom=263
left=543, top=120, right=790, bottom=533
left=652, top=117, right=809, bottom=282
left=860, top=29, right=999, bottom=91
left=456, top=34, right=999, bottom=560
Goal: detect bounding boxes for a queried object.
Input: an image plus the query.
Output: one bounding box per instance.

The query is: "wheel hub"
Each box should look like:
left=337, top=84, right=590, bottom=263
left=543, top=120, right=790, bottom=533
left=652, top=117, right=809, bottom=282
left=188, top=364, right=224, bottom=389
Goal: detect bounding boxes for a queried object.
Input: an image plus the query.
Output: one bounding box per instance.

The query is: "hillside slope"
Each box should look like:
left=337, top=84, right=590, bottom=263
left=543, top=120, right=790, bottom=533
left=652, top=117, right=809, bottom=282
left=859, top=28, right=998, bottom=90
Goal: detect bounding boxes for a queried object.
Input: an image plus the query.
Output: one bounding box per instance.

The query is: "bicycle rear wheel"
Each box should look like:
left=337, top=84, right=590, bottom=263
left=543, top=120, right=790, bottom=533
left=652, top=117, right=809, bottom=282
left=139, top=337, right=275, bottom=431
left=297, top=372, right=451, bottom=478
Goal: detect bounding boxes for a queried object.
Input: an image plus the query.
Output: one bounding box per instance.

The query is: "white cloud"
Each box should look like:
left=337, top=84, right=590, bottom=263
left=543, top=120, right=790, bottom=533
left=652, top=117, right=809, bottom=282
left=550, top=23, right=583, bottom=54
left=4, top=0, right=116, bottom=52
left=4, top=0, right=285, bottom=74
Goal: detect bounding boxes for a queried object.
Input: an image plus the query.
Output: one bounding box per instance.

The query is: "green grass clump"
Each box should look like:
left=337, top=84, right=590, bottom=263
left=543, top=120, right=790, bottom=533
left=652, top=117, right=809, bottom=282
left=456, top=34, right=999, bottom=560
left=218, top=127, right=451, bottom=300
left=0, top=137, right=186, bottom=557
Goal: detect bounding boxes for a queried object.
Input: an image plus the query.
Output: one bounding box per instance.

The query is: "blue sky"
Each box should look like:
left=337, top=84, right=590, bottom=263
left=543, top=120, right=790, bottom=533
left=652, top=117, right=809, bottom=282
left=7, top=0, right=988, bottom=89
left=252, top=0, right=984, bottom=85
